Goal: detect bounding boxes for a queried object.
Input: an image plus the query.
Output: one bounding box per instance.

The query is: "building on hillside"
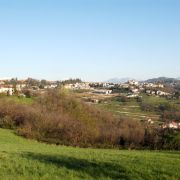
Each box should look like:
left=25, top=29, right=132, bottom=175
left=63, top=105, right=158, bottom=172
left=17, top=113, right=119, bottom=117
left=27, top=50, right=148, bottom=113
left=128, top=80, right=139, bottom=86
left=44, top=84, right=58, bottom=89
left=93, top=89, right=112, bottom=95
left=162, top=121, right=180, bottom=129
left=64, top=83, right=91, bottom=90
left=126, top=93, right=139, bottom=98
left=143, top=83, right=164, bottom=88
left=148, top=119, right=154, bottom=124
left=16, top=84, right=27, bottom=91
left=156, top=91, right=171, bottom=96
left=130, top=88, right=139, bottom=94
left=120, top=84, right=129, bottom=88
left=0, top=85, right=14, bottom=95
left=102, top=83, right=115, bottom=88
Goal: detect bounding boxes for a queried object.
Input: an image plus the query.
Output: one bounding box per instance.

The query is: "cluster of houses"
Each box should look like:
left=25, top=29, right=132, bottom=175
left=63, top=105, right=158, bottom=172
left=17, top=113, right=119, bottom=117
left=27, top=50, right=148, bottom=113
left=162, top=121, right=180, bottom=129
left=142, top=118, right=180, bottom=130
left=93, top=89, right=112, bottom=95
left=64, top=82, right=115, bottom=95
left=145, top=90, right=171, bottom=96
left=0, top=78, right=174, bottom=100
left=0, top=78, right=58, bottom=96
left=64, top=82, right=91, bottom=90
left=43, top=84, right=58, bottom=89
left=62, top=80, right=173, bottom=98
left=89, top=80, right=169, bottom=97
left=64, top=82, right=113, bottom=95
left=114, top=80, right=171, bottom=98
left=147, top=119, right=180, bottom=130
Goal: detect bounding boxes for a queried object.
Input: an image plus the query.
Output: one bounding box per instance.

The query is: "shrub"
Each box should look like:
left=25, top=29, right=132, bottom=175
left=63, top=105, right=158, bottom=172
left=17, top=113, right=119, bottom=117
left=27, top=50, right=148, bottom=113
left=162, top=111, right=180, bottom=122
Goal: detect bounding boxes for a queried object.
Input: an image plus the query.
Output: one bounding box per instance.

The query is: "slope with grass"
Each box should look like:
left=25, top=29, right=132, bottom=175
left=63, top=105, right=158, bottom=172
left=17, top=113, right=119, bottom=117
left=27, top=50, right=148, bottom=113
left=97, top=100, right=160, bottom=121
left=0, top=128, right=180, bottom=179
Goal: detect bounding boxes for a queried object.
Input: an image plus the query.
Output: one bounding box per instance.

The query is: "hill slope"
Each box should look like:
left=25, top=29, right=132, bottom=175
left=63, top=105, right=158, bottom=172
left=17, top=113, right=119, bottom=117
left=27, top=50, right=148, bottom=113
left=145, top=77, right=179, bottom=83
left=0, top=128, right=180, bottom=179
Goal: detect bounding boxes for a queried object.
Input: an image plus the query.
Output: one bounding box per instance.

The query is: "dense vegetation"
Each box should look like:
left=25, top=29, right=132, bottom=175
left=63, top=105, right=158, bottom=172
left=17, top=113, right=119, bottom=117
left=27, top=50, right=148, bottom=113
left=0, top=89, right=179, bottom=149
left=0, top=128, right=180, bottom=179
left=0, top=89, right=144, bottom=148
left=61, top=78, right=82, bottom=85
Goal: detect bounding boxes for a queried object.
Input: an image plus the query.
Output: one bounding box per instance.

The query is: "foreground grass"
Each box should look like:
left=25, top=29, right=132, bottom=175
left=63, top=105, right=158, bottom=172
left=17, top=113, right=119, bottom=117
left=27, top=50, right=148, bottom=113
left=0, top=128, right=180, bottom=179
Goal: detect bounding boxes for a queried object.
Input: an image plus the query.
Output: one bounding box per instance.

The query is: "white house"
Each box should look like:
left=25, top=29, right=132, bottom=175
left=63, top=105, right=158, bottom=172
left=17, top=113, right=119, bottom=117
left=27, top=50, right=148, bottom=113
left=93, top=89, right=112, bottom=95
left=156, top=91, right=171, bottom=96
left=64, top=83, right=90, bottom=90
left=0, top=85, right=14, bottom=95
left=16, top=84, right=27, bottom=91
left=128, top=80, right=139, bottom=86
left=163, top=121, right=180, bottom=129
left=131, top=88, right=139, bottom=94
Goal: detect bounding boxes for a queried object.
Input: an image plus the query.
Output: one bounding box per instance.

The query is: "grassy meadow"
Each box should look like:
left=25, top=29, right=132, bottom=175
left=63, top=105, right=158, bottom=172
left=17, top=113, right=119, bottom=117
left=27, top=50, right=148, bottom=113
left=0, top=128, right=180, bottom=179
left=0, top=95, right=34, bottom=105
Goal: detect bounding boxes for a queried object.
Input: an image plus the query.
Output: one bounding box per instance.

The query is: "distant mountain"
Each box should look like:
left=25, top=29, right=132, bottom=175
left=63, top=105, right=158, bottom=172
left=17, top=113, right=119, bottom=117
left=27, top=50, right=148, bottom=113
left=105, top=77, right=180, bottom=84
left=105, top=77, right=134, bottom=83
left=145, top=77, right=179, bottom=84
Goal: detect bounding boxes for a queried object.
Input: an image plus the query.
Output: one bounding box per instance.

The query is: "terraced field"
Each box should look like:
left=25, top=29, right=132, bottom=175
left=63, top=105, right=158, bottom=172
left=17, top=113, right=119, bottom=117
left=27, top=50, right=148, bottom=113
left=97, top=100, right=160, bottom=121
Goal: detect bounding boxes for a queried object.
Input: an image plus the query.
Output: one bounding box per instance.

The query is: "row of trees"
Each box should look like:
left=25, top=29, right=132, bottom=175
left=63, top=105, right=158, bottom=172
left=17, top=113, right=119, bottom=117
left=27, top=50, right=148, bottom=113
left=61, top=78, right=82, bottom=85
left=5, top=78, right=83, bottom=88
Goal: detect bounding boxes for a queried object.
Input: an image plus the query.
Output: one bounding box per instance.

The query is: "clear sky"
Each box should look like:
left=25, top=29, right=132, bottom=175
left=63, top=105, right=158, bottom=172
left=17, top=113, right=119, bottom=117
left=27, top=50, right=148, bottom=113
left=0, top=0, right=179, bottom=81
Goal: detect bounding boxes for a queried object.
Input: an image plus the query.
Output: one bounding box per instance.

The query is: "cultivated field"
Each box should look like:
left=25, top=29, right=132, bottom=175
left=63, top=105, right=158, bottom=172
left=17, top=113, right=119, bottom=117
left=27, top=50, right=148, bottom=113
left=96, top=93, right=180, bottom=123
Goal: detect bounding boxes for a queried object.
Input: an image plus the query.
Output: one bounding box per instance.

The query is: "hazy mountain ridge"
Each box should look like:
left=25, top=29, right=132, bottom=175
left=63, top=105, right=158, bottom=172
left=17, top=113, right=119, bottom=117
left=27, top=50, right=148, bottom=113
left=105, top=77, right=180, bottom=84
left=105, top=77, right=135, bottom=83
left=144, top=77, right=180, bottom=83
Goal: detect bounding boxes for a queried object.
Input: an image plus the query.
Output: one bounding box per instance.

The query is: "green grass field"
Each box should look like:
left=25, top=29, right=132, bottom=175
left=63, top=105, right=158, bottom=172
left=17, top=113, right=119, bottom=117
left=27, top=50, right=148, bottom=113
left=0, top=128, right=180, bottom=179
left=0, top=95, right=34, bottom=105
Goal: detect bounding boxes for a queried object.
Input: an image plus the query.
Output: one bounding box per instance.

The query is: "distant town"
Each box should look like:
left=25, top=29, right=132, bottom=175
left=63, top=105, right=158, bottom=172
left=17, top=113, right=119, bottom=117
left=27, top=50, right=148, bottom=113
left=0, top=77, right=179, bottom=99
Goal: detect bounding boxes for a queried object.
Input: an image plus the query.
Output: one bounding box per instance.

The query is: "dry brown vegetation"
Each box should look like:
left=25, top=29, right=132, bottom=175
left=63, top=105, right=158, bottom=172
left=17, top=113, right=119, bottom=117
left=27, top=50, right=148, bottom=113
left=0, top=89, right=179, bottom=149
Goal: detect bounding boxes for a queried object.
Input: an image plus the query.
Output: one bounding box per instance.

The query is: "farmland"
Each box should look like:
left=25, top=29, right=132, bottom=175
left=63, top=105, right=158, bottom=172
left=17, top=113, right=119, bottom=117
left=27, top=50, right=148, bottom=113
left=93, top=93, right=180, bottom=123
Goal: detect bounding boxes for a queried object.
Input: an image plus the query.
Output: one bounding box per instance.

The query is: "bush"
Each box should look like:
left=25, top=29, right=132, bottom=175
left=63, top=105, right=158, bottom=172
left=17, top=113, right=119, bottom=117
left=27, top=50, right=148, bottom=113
left=0, top=115, right=15, bottom=129
left=162, top=111, right=180, bottom=122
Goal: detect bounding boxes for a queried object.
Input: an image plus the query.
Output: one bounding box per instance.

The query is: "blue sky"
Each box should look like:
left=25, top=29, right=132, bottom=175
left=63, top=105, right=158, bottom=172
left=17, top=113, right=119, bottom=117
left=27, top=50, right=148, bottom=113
left=0, top=0, right=179, bottom=81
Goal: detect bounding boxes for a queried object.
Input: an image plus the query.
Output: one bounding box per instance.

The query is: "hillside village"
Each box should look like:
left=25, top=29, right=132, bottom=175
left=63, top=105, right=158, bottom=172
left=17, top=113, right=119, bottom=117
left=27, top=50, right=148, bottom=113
left=0, top=78, right=178, bottom=99
left=0, top=77, right=179, bottom=132
left=0, top=78, right=179, bottom=131
left=0, top=78, right=179, bottom=128
left=64, top=79, right=177, bottom=99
